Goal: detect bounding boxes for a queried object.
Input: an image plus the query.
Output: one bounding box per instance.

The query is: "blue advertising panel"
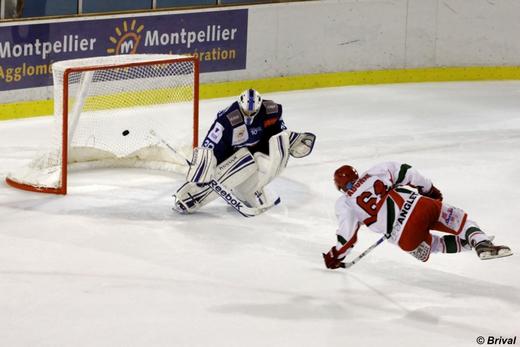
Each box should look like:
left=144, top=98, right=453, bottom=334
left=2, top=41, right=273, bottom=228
left=0, top=9, right=248, bottom=91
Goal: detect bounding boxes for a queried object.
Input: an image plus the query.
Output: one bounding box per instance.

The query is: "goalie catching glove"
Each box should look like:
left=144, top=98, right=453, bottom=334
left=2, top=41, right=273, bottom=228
left=186, top=147, right=217, bottom=184
left=288, top=131, right=316, bottom=158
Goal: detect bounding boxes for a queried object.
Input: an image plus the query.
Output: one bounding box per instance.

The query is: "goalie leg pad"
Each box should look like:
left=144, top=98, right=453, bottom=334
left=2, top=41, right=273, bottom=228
left=229, top=132, right=289, bottom=209
left=234, top=187, right=275, bottom=208
left=186, top=147, right=217, bottom=184
left=173, top=182, right=216, bottom=213
left=253, top=131, right=290, bottom=190
left=215, top=147, right=258, bottom=187
left=173, top=148, right=257, bottom=213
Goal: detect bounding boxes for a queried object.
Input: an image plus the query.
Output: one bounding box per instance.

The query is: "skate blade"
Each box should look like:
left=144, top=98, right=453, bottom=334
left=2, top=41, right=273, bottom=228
left=479, top=249, right=513, bottom=260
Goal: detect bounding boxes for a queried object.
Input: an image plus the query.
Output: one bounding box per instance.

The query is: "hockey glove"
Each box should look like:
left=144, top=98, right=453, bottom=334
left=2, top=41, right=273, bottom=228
left=288, top=131, right=316, bottom=158
left=418, top=184, right=443, bottom=201
left=322, top=246, right=346, bottom=269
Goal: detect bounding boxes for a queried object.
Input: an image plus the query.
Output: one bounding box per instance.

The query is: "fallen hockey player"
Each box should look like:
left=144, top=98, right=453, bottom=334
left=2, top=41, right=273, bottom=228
left=173, top=89, right=315, bottom=216
left=323, top=162, right=512, bottom=269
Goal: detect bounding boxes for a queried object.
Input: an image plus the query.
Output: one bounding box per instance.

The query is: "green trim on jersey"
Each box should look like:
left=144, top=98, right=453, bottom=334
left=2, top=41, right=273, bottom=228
left=386, top=197, right=396, bottom=236
left=396, top=164, right=412, bottom=185
left=395, top=187, right=413, bottom=194
left=337, top=234, right=347, bottom=245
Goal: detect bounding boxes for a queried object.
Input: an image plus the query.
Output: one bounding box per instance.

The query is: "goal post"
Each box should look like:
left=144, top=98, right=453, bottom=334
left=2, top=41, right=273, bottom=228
left=6, top=54, right=199, bottom=194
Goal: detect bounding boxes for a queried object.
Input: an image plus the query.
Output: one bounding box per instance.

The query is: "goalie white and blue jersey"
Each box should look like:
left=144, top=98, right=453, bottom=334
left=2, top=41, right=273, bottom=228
left=202, top=99, right=287, bottom=164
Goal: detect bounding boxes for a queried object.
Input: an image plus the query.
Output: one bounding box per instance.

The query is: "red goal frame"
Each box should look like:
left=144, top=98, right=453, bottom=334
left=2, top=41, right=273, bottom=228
left=6, top=56, right=199, bottom=195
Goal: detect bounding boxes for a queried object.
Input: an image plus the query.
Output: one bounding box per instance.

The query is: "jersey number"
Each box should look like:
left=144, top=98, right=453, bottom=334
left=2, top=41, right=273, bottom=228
left=202, top=139, right=215, bottom=149
left=356, top=180, right=387, bottom=226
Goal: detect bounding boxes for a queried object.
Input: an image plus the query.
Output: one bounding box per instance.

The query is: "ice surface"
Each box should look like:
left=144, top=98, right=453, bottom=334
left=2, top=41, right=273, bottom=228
left=1, top=82, right=519, bottom=347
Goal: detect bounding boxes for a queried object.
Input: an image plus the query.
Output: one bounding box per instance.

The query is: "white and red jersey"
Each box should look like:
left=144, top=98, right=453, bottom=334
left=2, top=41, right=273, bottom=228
left=334, top=162, right=434, bottom=258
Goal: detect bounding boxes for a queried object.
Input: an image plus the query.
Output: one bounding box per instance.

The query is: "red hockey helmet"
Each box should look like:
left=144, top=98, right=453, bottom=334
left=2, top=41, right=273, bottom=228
left=334, top=165, right=359, bottom=192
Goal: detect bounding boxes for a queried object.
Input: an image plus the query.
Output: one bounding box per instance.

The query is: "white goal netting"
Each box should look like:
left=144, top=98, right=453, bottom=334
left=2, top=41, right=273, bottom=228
left=6, top=54, right=198, bottom=194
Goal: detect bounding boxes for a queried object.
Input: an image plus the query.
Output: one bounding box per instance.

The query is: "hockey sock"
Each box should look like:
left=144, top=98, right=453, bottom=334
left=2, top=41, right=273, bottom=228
left=464, top=226, right=489, bottom=247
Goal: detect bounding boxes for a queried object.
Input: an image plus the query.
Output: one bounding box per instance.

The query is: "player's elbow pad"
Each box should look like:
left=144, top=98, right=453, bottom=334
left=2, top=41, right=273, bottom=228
left=418, top=184, right=443, bottom=201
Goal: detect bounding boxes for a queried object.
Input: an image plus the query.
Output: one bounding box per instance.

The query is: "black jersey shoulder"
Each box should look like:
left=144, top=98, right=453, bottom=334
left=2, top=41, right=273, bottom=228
left=216, top=101, right=244, bottom=127
left=261, top=100, right=282, bottom=118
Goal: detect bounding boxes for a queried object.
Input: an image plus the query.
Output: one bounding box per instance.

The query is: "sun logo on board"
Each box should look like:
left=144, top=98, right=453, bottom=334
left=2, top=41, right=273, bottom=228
left=106, top=20, right=144, bottom=55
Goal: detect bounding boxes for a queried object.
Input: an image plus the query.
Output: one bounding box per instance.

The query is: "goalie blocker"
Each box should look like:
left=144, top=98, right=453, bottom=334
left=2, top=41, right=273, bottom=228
left=174, top=130, right=315, bottom=215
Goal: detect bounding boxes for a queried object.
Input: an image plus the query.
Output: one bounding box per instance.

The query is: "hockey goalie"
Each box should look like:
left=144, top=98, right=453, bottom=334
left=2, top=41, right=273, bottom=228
left=323, top=162, right=513, bottom=269
left=173, top=89, right=316, bottom=215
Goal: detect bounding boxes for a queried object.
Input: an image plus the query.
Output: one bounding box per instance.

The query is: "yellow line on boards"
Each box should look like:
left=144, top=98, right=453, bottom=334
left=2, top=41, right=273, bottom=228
left=1, top=66, right=520, bottom=121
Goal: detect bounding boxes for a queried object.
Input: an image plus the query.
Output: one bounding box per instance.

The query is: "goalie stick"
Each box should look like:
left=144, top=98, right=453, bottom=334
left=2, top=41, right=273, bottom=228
left=149, top=130, right=280, bottom=217
left=340, top=234, right=390, bottom=269
left=207, top=178, right=281, bottom=217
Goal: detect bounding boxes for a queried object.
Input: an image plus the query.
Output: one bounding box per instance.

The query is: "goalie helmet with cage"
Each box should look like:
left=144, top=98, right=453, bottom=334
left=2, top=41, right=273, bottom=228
left=334, top=165, right=359, bottom=192
left=238, top=89, right=263, bottom=119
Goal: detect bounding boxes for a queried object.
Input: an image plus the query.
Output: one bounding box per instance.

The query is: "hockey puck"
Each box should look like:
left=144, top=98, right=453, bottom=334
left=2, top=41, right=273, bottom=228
left=122, top=130, right=130, bottom=136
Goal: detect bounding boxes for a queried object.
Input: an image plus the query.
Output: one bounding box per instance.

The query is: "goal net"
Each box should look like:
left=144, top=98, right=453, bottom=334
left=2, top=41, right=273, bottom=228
left=6, top=54, right=199, bottom=194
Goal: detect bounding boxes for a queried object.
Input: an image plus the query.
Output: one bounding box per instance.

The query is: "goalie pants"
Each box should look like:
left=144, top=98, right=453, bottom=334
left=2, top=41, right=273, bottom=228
left=397, top=196, right=490, bottom=262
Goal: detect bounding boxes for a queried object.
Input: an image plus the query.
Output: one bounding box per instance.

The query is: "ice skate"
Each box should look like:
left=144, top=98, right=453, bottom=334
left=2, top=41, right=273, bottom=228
left=474, top=240, right=512, bottom=260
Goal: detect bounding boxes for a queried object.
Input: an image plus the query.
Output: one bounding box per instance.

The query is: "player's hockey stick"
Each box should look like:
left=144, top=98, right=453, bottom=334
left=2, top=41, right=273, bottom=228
left=340, top=234, right=390, bottom=269
left=148, top=130, right=280, bottom=217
